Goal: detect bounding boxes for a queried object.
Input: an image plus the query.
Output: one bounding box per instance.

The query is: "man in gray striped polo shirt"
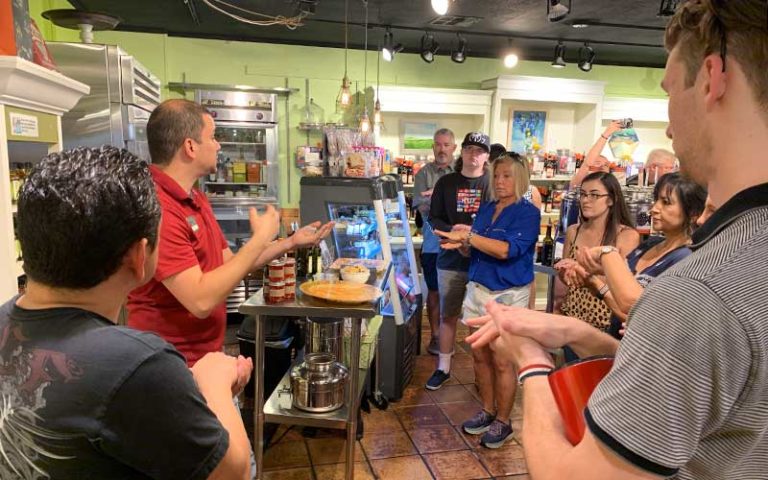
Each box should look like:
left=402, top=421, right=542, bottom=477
left=464, top=1, right=768, bottom=479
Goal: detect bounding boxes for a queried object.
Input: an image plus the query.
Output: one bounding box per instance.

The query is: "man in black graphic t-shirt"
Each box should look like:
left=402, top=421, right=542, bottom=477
left=0, top=147, right=254, bottom=480
left=425, top=132, right=492, bottom=390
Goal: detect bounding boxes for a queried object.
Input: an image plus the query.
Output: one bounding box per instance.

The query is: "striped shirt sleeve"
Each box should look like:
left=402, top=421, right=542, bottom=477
left=586, top=274, right=752, bottom=475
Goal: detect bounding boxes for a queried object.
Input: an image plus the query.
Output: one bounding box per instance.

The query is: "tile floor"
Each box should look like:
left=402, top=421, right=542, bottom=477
left=230, top=317, right=530, bottom=480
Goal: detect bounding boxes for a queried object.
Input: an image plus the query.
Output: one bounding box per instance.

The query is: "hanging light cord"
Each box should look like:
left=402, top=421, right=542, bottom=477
left=344, top=0, right=349, bottom=76
left=363, top=0, right=368, bottom=99
left=200, top=0, right=306, bottom=29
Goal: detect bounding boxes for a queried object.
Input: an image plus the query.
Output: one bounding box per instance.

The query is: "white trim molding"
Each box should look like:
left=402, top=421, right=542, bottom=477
left=0, top=57, right=89, bottom=115
left=602, top=96, right=669, bottom=123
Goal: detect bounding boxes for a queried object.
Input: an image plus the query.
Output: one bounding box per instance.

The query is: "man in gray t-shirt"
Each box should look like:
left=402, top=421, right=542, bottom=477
left=413, top=128, right=455, bottom=355
left=463, top=1, right=768, bottom=478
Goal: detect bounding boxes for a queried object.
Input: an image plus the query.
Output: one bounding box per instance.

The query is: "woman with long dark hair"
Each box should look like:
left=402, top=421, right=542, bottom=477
left=577, top=172, right=707, bottom=338
left=555, top=171, right=639, bottom=333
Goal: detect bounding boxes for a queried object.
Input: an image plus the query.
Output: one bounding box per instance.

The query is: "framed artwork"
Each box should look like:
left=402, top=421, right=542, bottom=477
left=509, top=110, right=547, bottom=154
left=402, top=121, right=437, bottom=151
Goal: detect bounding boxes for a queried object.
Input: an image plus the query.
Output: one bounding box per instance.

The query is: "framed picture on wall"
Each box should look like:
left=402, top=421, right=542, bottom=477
left=402, top=121, right=437, bottom=151
left=509, top=110, right=547, bottom=154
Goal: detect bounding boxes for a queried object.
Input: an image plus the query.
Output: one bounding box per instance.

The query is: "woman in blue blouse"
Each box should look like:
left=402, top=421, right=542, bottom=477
left=435, top=152, right=540, bottom=449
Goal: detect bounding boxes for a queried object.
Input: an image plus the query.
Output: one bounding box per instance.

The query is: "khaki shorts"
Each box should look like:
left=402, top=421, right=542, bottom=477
left=461, top=281, right=530, bottom=326
left=437, top=268, right=469, bottom=319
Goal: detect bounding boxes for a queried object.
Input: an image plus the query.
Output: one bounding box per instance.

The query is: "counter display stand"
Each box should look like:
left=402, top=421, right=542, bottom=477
left=239, top=264, right=391, bottom=480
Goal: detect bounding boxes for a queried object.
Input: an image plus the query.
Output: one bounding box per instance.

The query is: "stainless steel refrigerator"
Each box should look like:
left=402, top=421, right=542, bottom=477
left=46, top=42, right=161, bottom=160
left=195, top=89, right=281, bottom=314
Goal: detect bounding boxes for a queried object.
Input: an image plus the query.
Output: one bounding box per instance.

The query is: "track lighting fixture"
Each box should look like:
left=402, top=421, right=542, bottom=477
left=502, top=39, right=519, bottom=68
left=382, top=27, right=403, bottom=62
left=451, top=33, right=467, bottom=63
left=431, top=0, right=449, bottom=16
left=578, top=43, right=595, bottom=72
left=547, top=0, right=571, bottom=23
left=551, top=42, right=567, bottom=68
left=420, top=32, right=440, bottom=63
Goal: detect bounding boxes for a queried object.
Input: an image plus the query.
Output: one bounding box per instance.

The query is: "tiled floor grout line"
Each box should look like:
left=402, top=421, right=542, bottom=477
left=391, top=402, right=438, bottom=480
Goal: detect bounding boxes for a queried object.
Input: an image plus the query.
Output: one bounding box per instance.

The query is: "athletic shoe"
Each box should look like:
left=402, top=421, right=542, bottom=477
left=462, top=410, right=496, bottom=435
left=480, top=420, right=514, bottom=449
left=425, top=369, right=450, bottom=390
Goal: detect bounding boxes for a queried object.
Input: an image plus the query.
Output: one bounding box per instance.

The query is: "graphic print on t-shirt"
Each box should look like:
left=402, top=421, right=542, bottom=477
left=0, top=323, right=81, bottom=478
left=457, top=188, right=483, bottom=214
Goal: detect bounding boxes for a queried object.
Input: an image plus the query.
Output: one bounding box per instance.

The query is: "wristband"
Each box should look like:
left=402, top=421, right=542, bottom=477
left=596, top=283, right=610, bottom=300
left=465, top=231, right=474, bottom=247
left=601, top=134, right=610, bottom=140
left=518, top=369, right=553, bottom=385
left=518, top=363, right=555, bottom=376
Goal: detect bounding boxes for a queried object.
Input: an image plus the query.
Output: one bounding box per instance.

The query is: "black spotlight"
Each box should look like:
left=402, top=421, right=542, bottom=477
left=382, top=27, right=403, bottom=62
left=420, top=32, right=440, bottom=63
left=547, top=0, right=571, bottom=22
left=451, top=33, right=467, bottom=63
left=578, top=43, right=595, bottom=72
left=552, top=42, right=567, bottom=68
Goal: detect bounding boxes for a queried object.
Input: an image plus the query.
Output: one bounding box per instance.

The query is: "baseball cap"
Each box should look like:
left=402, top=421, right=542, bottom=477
left=461, top=132, right=491, bottom=153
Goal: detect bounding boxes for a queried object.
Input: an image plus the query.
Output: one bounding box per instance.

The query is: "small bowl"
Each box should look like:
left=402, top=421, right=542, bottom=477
left=340, top=267, right=370, bottom=284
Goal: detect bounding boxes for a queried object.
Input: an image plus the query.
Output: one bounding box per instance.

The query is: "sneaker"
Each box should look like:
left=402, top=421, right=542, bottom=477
left=462, top=410, right=496, bottom=435
left=480, top=420, right=513, bottom=449
left=425, top=369, right=450, bottom=390
left=427, top=336, right=440, bottom=355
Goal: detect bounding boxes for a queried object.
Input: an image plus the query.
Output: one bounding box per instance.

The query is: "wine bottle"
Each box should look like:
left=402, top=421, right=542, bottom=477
left=541, top=220, right=555, bottom=266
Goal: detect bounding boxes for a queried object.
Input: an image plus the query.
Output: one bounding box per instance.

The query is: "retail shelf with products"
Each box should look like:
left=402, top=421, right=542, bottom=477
left=219, top=141, right=267, bottom=146
left=531, top=175, right=572, bottom=183
left=0, top=57, right=89, bottom=299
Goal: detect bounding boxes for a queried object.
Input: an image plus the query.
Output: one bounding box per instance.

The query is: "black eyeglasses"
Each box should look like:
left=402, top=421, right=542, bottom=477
left=578, top=191, right=610, bottom=201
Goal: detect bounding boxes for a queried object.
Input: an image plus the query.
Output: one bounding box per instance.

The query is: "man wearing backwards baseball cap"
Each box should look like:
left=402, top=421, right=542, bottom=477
left=425, top=132, right=492, bottom=390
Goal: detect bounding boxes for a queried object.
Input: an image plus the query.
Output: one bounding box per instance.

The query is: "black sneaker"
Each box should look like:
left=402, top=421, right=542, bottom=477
left=425, top=369, right=450, bottom=390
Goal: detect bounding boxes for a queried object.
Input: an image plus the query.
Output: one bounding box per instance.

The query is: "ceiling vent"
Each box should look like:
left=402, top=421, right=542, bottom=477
left=429, top=15, right=483, bottom=28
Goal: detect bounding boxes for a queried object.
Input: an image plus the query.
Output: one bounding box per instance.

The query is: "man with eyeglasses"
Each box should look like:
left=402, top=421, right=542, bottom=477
left=425, top=132, right=492, bottom=390
left=465, top=1, right=768, bottom=478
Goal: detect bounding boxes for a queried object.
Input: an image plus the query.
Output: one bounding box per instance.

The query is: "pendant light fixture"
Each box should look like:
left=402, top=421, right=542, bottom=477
left=359, top=0, right=371, bottom=134
left=337, top=0, right=351, bottom=108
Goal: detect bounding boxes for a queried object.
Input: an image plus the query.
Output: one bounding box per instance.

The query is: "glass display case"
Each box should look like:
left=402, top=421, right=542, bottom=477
left=300, top=175, right=421, bottom=400
left=300, top=175, right=420, bottom=326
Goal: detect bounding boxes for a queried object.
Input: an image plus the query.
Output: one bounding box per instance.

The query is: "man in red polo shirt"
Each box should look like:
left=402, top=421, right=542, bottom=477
left=128, top=99, right=332, bottom=366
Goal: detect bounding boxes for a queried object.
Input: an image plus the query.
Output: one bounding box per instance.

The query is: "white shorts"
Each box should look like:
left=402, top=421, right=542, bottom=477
left=461, top=281, right=530, bottom=327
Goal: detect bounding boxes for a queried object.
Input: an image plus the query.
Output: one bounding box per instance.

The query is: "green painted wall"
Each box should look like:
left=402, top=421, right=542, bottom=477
left=30, top=0, right=667, bottom=207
